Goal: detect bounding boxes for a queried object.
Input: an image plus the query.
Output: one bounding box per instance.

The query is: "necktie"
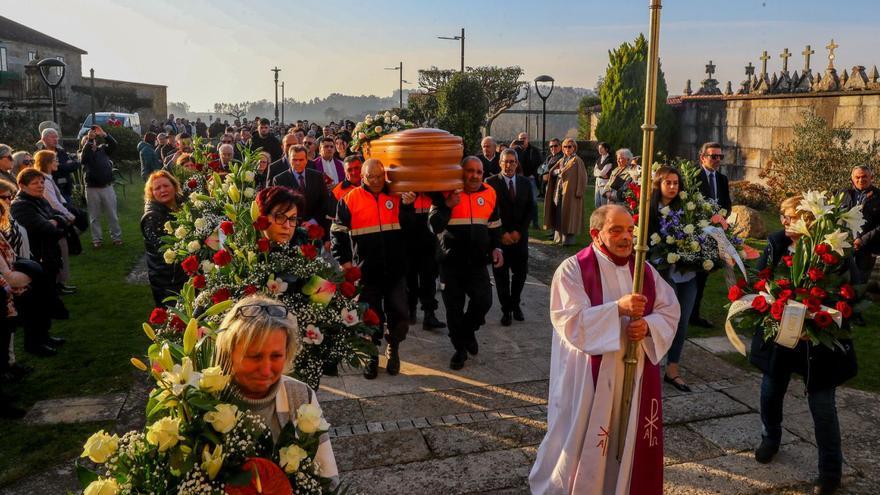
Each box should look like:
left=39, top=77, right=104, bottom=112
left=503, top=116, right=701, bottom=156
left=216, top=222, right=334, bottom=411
left=709, top=172, right=717, bottom=199
left=508, top=177, right=516, bottom=201
left=296, top=174, right=304, bottom=192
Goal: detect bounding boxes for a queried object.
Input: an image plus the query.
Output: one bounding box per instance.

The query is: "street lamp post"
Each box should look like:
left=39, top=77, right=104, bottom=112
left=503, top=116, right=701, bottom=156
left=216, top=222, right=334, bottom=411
left=36, top=58, right=67, bottom=124
left=385, top=62, right=405, bottom=109
left=534, top=75, right=555, bottom=156
left=90, top=68, right=95, bottom=127
left=281, top=82, right=285, bottom=124
left=437, top=28, right=465, bottom=72
left=271, top=66, right=281, bottom=124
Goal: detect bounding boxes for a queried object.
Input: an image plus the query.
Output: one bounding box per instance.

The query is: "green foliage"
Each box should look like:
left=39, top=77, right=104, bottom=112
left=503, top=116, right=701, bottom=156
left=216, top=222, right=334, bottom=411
left=577, top=94, right=601, bottom=140
left=0, top=111, right=41, bottom=151
left=762, top=112, right=880, bottom=204
left=595, top=34, right=674, bottom=156
left=407, top=92, right=439, bottom=126
left=730, top=180, right=773, bottom=210
left=436, top=73, right=487, bottom=154
left=103, top=125, right=141, bottom=162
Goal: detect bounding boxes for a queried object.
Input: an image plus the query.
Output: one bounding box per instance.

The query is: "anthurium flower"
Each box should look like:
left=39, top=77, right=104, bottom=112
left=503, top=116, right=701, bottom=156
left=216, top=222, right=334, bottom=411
left=81, top=430, right=119, bottom=463
left=146, top=416, right=183, bottom=452
left=205, top=231, right=221, bottom=250
left=303, top=325, right=324, bottom=345
left=341, top=308, right=359, bottom=326
left=302, top=276, right=337, bottom=305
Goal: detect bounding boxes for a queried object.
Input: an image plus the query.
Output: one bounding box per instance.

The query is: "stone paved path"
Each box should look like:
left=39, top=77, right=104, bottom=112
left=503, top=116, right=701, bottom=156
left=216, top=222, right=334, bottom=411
left=4, top=258, right=880, bottom=494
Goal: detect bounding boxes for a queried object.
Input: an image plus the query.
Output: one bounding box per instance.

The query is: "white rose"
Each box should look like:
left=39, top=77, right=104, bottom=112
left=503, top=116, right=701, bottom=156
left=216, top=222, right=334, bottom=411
left=194, top=218, right=207, bottom=230
left=698, top=219, right=709, bottom=228
left=683, top=224, right=695, bottom=235
left=84, top=478, right=119, bottom=495
left=667, top=253, right=680, bottom=264
left=244, top=171, right=255, bottom=182
left=201, top=260, right=214, bottom=273
left=649, top=233, right=661, bottom=246
left=703, top=202, right=713, bottom=211
left=690, top=241, right=700, bottom=251
left=163, top=221, right=174, bottom=234
left=374, top=113, right=382, bottom=121
left=243, top=187, right=255, bottom=199
left=686, top=202, right=696, bottom=211
left=391, top=115, right=400, bottom=122
left=354, top=122, right=363, bottom=131
left=204, top=404, right=241, bottom=434
left=199, top=366, right=230, bottom=394
left=659, top=206, right=671, bottom=216
left=719, top=208, right=728, bottom=217
left=398, top=119, right=406, bottom=125
left=679, top=191, right=688, bottom=200
left=174, top=226, right=188, bottom=239
left=391, top=126, right=398, bottom=132
left=296, top=403, right=330, bottom=434
left=146, top=416, right=182, bottom=452
left=702, top=259, right=714, bottom=271
left=80, top=430, right=119, bottom=464
left=163, top=249, right=176, bottom=264
left=383, top=111, right=392, bottom=120
left=279, top=444, right=308, bottom=474
left=187, top=240, right=201, bottom=253
left=665, top=235, right=675, bottom=244
left=364, top=116, right=373, bottom=125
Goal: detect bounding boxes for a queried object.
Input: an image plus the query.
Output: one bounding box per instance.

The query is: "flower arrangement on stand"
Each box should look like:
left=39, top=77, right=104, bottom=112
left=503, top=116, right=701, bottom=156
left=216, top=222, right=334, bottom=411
left=725, top=190, right=867, bottom=351
left=156, top=147, right=378, bottom=389
left=647, top=160, right=750, bottom=274
left=77, top=306, right=340, bottom=494
left=348, top=111, right=413, bottom=154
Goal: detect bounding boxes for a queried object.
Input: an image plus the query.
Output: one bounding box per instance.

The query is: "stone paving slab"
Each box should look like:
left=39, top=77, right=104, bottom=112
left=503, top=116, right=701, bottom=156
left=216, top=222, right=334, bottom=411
left=321, top=398, right=364, bottom=427
left=687, top=413, right=798, bottom=454
left=341, top=447, right=533, bottom=495
left=719, top=380, right=811, bottom=415
left=23, top=392, right=127, bottom=425
left=332, top=429, right=432, bottom=472
left=690, top=335, right=749, bottom=355
left=664, top=425, right=726, bottom=466
left=663, top=390, right=752, bottom=425
left=421, top=415, right=546, bottom=458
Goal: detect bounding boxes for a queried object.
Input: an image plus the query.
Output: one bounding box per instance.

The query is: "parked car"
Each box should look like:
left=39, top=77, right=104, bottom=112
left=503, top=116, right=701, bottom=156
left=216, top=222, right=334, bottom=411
left=77, top=112, right=141, bottom=140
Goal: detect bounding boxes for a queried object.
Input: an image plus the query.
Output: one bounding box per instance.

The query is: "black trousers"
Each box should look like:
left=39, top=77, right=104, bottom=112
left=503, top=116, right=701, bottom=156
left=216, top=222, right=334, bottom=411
left=406, top=235, right=439, bottom=312
left=12, top=259, right=59, bottom=350
left=440, top=262, right=492, bottom=351
left=691, top=270, right=708, bottom=321
left=492, top=242, right=528, bottom=313
left=359, top=275, right=409, bottom=347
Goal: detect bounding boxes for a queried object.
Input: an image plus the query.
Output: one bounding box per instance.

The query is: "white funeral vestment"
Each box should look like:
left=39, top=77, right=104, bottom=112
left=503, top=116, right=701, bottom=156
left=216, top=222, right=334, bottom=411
left=529, top=250, right=680, bottom=495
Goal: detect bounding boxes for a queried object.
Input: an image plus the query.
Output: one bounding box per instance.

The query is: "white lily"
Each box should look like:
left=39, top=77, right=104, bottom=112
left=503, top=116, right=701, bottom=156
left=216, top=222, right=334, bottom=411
left=823, top=229, right=851, bottom=256
left=162, top=356, right=202, bottom=396
left=787, top=218, right=812, bottom=237
left=798, top=190, right=832, bottom=218
left=838, top=204, right=865, bottom=237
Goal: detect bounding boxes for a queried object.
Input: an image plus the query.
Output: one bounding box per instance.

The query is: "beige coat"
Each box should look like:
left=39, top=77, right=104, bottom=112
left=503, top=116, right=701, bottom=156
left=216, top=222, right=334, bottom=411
left=543, top=154, right=588, bottom=235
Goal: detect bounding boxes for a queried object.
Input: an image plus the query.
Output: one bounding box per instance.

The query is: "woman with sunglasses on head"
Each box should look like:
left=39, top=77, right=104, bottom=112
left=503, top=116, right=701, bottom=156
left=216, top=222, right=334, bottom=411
left=542, top=138, right=588, bottom=246
left=214, top=295, right=338, bottom=484
left=0, top=145, right=19, bottom=185
left=141, top=171, right=186, bottom=307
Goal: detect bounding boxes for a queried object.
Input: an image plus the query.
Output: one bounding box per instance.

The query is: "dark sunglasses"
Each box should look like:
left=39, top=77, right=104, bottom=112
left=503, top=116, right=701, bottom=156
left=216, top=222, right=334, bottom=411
left=235, top=304, right=288, bottom=318
left=562, top=145, right=574, bottom=149
left=705, top=153, right=724, bottom=160
left=549, top=144, right=561, bottom=148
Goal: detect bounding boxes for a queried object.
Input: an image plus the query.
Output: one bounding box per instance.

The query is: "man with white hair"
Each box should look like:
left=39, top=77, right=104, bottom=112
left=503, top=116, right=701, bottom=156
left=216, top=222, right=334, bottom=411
left=37, top=128, right=79, bottom=205
left=479, top=136, right=500, bottom=177
left=217, top=143, right=236, bottom=171
left=842, top=165, right=880, bottom=292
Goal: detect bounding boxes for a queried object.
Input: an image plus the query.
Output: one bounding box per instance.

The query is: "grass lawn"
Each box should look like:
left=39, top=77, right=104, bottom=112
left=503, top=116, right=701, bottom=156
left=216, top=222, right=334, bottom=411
left=531, top=186, right=880, bottom=393
left=0, top=172, right=153, bottom=487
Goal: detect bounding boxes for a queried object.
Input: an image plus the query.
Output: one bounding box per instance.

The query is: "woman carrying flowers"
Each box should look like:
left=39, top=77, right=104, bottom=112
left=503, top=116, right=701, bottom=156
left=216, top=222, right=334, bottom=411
left=747, top=194, right=857, bottom=495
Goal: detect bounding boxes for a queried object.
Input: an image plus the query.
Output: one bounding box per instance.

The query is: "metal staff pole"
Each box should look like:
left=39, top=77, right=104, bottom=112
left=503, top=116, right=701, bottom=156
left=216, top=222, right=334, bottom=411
left=617, top=0, right=662, bottom=462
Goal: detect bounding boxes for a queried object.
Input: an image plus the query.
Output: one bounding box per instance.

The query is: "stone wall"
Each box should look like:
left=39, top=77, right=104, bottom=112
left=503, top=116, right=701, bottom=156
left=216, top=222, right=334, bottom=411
left=67, top=77, right=167, bottom=131
left=673, top=91, right=880, bottom=181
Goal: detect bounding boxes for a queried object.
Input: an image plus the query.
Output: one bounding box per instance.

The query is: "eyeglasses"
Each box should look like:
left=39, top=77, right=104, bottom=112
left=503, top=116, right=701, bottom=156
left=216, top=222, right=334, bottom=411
left=221, top=140, right=232, bottom=144
left=562, top=145, right=574, bottom=149
left=500, top=159, right=517, bottom=164
left=273, top=213, right=298, bottom=225
left=705, top=153, right=724, bottom=160
left=549, top=144, right=561, bottom=148
left=235, top=304, right=288, bottom=318
left=780, top=214, right=799, bottom=224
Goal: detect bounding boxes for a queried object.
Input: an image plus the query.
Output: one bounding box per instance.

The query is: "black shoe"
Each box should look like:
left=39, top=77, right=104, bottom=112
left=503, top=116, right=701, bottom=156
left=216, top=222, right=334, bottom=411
left=690, top=316, right=712, bottom=328
left=812, top=478, right=841, bottom=495
left=56, top=284, right=76, bottom=295
left=25, top=344, right=57, bottom=357
left=512, top=307, right=524, bottom=321
left=408, top=306, right=417, bottom=323
left=422, top=311, right=446, bottom=330
left=322, top=362, right=339, bottom=376
left=450, top=349, right=468, bottom=370
left=363, top=356, right=379, bottom=380
left=501, top=312, right=512, bottom=326
left=47, top=336, right=66, bottom=347
left=385, top=345, right=400, bottom=376
left=664, top=374, right=692, bottom=393
left=754, top=437, right=780, bottom=464
left=465, top=338, right=479, bottom=356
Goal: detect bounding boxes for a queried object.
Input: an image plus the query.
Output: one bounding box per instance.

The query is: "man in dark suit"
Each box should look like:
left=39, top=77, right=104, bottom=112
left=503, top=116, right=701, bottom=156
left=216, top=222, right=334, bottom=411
left=249, top=118, right=283, bottom=163
left=266, top=134, right=298, bottom=184
left=486, top=149, right=535, bottom=326
left=309, top=137, right=345, bottom=187
left=692, top=141, right=733, bottom=328
left=271, top=144, right=331, bottom=236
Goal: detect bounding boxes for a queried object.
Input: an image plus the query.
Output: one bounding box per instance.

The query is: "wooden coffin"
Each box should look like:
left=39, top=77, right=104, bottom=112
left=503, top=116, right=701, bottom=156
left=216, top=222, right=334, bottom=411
left=363, top=128, right=464, bottom=193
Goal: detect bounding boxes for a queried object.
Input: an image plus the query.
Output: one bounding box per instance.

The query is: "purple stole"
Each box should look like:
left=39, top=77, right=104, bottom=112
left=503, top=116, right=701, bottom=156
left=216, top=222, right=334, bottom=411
left=575, top=245, right=663, bottom=495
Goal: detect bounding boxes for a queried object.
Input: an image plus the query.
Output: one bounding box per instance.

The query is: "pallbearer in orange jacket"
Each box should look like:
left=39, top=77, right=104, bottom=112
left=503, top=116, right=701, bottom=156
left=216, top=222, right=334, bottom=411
left=405, top=193, right=446, bottom=331
left=429, top=156, right=504, bottom=370
left=332, top=158, right=416, bottom=379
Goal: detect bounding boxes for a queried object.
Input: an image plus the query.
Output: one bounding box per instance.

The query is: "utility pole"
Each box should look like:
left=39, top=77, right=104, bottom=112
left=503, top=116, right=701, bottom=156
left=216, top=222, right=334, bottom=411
left=271, top=66, right=281, bottom=124
left=281, top=82, right=285, bottom=124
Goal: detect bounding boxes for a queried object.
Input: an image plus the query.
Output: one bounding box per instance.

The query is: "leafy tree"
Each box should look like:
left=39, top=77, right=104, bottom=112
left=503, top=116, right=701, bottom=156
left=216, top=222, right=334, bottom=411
left=762, top=112, right=880, bottom=204
left=436, top=73, right=487, bottom=154
left=577, top=94, right=601, bottom=140
left=168, top=101, right=190, bottom=117
left=0, top=111, right=41, bottom=151
left=103, top=125, right=141, bottom=162
left=595, top=34, right=674, bottom=157
left=407, top=92, right=439, bottom=126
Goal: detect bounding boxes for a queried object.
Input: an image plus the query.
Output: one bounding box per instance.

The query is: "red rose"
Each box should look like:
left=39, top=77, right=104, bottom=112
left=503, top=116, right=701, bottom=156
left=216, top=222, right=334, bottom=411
left=209, top=153, right=219, bottom=160
left=840, top=284, right=856, bottom=300
left=632, top=214, right=639, bottom=224
left=815, top=243, right=830, bottom=255
left=363, top=308, right=380, bottom=326
left=736, top=278, right=748, bottom=289
left=170, top=314, right=186, bottom=332
left=257, top=237, right=270, bottom=253
left=809, top=287, right=827, bottom=300
left=344, top=265, right=362, bottom=282
left=339, top=281, right=356, bottom=298
left=820, top=253, right=838, bottom=265
left=758, top=268, right=772, bottom=280
left=149, top=307, right=168, bottom=325
left=207, top=160, right=221, bottom=171
left=751, top=295, right=770, bottom=313
left=777, top=289, right=793, bottom=302
left=753, top=279, right=767, bottom=292
left=300, top=244, right=317, bottom=260
left=243, top=285, right=258, bottom=296
left=807, top=267, right=824, bottom=282
left=307, top=223, right=325, bottom=240
left=181, top=255, right=200, bottom=275
left=770, top=300, right=786, bottom=321
left=212, top=288, right=230, bottom=304
left=835, top=301, right=853, bottom=319
left=727, top=285, right=744, bottom=302
left=814, top=310, right=833, bottom=328
left=187, top=178, right=198, bottom=189
left=804, top=296, right=822, bottom=313
left=213, top=249, right=233, bottom=267
left=192, top=274, right=206, bottom=289
left=220, top=221, right=234, bottom=235
left=775, top=279, right=791, bottom=289
left=195, top=163, right=204, bottom=171
left=782, top=255, right=793, bottom=267
left=794, top=287, right=808, bottom=296
left=253, top=215, right=271, bottom=231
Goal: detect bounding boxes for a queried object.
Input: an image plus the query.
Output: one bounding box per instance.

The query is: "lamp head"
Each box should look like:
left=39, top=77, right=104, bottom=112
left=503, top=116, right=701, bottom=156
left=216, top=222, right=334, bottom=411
left=534, top=75, right=555, bottom=100
left=36, top=58, right=66, bottom=88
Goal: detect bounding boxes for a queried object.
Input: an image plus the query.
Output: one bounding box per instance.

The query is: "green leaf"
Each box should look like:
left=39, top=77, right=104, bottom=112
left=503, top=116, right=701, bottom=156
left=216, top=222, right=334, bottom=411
left=74, top=460, right=100, bottom=488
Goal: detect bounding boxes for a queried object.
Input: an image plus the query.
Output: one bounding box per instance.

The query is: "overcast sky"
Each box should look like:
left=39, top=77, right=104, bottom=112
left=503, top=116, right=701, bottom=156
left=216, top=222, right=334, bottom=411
left=4, top=0, right=879, bottom=111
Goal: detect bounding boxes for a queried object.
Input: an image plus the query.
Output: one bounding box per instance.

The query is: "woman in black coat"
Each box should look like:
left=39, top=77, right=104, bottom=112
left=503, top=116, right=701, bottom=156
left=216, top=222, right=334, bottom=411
left=141, top=171, right=186, bottom=307
left=10, top=169, right=67, bottom=282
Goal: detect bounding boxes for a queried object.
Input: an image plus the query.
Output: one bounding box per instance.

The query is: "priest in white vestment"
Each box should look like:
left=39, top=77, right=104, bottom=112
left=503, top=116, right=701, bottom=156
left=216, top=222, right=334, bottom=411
left=530, top=205, right=680, bottom=495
